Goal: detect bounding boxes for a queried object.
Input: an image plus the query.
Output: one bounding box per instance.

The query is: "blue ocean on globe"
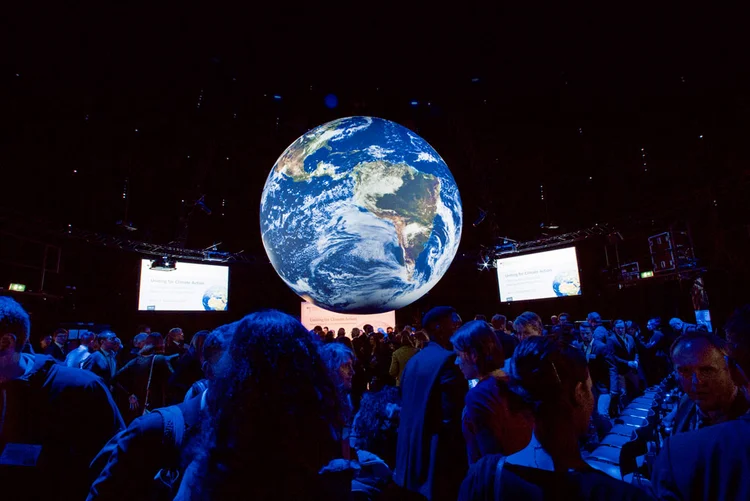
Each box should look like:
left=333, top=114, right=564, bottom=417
left=260, top=116, right=463, bottom=313
left=202, top=286, right=228, bottom=311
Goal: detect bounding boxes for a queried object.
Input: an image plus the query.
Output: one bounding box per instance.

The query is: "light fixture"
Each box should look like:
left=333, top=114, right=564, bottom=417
left=150, top=256, right=176, bottom=271
left=477, top=255, right=493, bottom=271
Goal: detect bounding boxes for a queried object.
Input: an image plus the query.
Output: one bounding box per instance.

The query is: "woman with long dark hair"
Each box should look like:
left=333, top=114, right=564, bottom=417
left=459, top=335, right=655, bottom=500
left=174, top=310, right=348, bottom=501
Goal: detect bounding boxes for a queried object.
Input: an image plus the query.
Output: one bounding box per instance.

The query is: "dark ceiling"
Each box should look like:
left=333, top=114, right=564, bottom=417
left=4, top=4, right=749, bottom=259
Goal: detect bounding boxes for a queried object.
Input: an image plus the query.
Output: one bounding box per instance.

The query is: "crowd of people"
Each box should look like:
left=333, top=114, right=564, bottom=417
left=1, top=294, right=749, bottom=500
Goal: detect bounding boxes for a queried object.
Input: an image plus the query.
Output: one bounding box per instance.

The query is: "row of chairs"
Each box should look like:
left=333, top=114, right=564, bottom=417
left=586, top=378, right=678, bottom=483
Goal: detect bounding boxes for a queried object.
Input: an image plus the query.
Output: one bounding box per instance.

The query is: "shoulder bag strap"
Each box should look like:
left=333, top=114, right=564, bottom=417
left=143, top=355, right=156, bottom=411
left=493, top=456, right=507, bottom=500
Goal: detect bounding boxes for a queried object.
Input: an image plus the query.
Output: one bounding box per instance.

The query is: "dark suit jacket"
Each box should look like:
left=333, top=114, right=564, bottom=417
left=0, top=355, right=124, bottom=501
left=394, top=342, right=468, bottom=501
left=165, top=341, right=186, bottom=358
left=116, top=354, right=176, bottom=424
left=652, top=413, right=750, bottom=500
left=83, top=350, right=117, bottom=387
left=117, top=348, right=139, bottom=369
left=44, top=342, right=66, bottom=362
left=167, top=351, right=204, bottom=405
left=493, top=329, right=518, bottom=360
left=588, top=339, right=612, bottom=392
left=607, top=333, right=637, bottom=375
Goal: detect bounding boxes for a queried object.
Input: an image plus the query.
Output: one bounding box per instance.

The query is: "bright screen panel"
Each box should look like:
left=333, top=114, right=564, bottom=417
left=138, top=259, right=229, bottom=311
left=300, top=302, right=396, bottom=336
left=495, top=247, right=582, bottom=302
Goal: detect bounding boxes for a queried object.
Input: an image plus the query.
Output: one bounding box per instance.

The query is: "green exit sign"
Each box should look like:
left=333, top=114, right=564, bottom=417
left=640, top=271, right=654, bottom=279
left=9, top=283, right=26, bottom=292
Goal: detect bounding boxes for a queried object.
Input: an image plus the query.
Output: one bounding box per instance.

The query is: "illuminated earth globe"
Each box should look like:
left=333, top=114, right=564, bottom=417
left=202, top=286, right=228, bottom=311
left=552, top=271, right=581, bottom=297
left=260, top=116, right=463, bottom=313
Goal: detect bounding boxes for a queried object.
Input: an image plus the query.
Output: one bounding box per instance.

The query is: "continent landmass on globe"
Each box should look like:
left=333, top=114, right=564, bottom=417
left=275, top=118, right=362, bottom=181
left=351, top=161, right=439, bottom=278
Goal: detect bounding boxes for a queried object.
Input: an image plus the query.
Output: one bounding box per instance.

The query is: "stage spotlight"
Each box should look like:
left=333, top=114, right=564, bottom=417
left=477, top=255, right=493, bottom=271
left=150, top=256, right=176, bottom=271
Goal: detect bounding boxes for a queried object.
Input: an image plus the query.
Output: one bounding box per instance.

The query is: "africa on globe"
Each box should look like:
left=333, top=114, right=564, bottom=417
left=260, top=116, right=463, bottom=313
left=552, top=271, right=581, bottom=297
left=203, top=286, right=228, bottom=311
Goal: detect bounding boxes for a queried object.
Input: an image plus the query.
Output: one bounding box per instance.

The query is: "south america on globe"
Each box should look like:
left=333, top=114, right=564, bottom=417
left=260, top=116, right=463, bottom=314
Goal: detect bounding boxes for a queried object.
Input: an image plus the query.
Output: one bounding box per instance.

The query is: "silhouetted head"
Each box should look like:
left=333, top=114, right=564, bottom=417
left=422, top=306, right=462, bottom=347
left=451, top=320, right=504, bottom=380
left=586, top=312, right=602, bottom=327
left=0, top=297, right=30, bottom=356
left=190, top=330, right=211, bottom=361
left=53, top=328, right=68, bottom=346
left=513, top=312, right=543, bottom=340
left=168, top=327, right=184, bottom=343
left=491, top=314, right=507, bottom=331
left=671, top=332, right=737, bottom=413
left=509, top=335, right=593, bottom=438
left=97, top=331, right=118, bottom=352
left=670, top=318, right=684, bottom=332
left=320, top=342, right=355, bottom=391
left=140, top=333, right=165, bottom=355
left=350, top=387, right=401, bottom=467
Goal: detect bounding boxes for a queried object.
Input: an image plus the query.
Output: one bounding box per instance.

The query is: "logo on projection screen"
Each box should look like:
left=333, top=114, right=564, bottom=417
left=496, top=247, right=582, bottom=302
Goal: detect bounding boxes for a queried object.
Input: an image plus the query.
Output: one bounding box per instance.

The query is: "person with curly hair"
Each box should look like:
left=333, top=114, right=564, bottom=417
left=349, top=387, right=403, bottom=501
left=319, top=342, right=357, bottom=458
left=174, top=310, right=350, bottom=501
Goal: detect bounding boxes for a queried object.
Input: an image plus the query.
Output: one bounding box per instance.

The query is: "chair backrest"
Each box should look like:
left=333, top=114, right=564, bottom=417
left=622, top=407, right=651, bottom=418
left=600, top=433, right=633, bottom=448
left=586, top=459, right=622, bottom=480
left=588, top=445, right=622, bottom=465
left=617, top=415, right=649, bottom=427
left=609, top=424, right=638, bottom=438
left=629, top=397, right=659, bottom=411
